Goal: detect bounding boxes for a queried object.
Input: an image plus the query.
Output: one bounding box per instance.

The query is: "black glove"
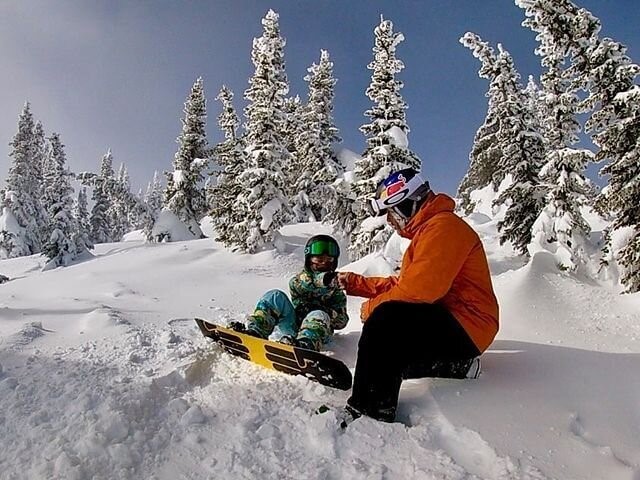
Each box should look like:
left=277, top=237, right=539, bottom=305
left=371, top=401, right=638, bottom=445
left=322, top=271, right=338, bottom=287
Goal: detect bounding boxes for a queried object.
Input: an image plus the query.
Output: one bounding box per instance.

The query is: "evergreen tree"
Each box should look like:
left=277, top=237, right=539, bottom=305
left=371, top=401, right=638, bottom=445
left=129, top=188, right=146, bottom=231
left=108, top=163, right=132, bottom=241
left=585, top=38, right=640, bottom=291
left=74, top=187, right=94, bottom=253
left=0, top=103, right=44, bottom=256
left=522, top=76, right=547, bottom=140
left=523, top=10, right=597, bottom=271
left=516, top=0, right=640, bottom=290
left=516, top=0, right=600, bottom=94
left=240, top=9, right=292, bottom=252
left=41, top=133, right=83, bottom=268
left=209, top=86, right=247, bottom=247
left=294, top=50, right=343, bottom=224
left=350, top=16, right=421, bottom=260
left=88, top=150, right=115, bottom=244
left=492, top=44, right=546, bottom=255
left=327, top=174, right=358, bottom=240
left=32, top=120, right=50, bottom=242
left=163, top=77, right=209, bottom=239
left=530, top=148, right=595, bottom=270
left=457, top=34, right=504, bottom=214
left=282, top=95, right=304, bottom=202
left=143, top=171, right=163, bottom=240
left=462, top=33, right=546, bottom=255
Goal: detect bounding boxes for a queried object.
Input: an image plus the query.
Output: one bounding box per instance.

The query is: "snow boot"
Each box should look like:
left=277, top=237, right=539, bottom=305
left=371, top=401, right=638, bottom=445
left=228, top=321, right=246, bottom=333
left=315, top=404, right=361, bottom=429
left=295, top=337, right=318, bottom=351
left=277, top=335, right=296, bottom=346
left=466, top=357, right=481, bottom=379
left=337, top=405, right=362, bottom=429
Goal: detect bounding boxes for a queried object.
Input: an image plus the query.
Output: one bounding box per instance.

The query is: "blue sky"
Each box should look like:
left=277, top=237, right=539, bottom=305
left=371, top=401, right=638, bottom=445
left=1, top=0, right=638, bottom=195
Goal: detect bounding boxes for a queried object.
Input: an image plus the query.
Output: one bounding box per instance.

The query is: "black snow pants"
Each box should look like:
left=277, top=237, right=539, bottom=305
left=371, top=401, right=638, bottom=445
left=347, top=301, right=480, bottom=422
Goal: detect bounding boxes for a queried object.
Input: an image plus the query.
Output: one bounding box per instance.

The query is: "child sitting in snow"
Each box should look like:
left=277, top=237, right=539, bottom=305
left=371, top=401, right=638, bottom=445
left=230, top=235, right=348, bottom=351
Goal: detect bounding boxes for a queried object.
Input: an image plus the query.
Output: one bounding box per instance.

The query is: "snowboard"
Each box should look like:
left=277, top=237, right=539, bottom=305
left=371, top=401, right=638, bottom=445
left=195, top=318, right=352, bottom=390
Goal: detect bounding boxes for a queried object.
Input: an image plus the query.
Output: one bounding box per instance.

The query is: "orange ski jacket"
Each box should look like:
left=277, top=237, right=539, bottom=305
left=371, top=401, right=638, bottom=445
left=343, top=193, right=499, bottom=352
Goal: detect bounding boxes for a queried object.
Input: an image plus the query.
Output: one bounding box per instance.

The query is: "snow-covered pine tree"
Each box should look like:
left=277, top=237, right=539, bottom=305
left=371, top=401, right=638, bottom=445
left=294, top=50, right=343, bottom=224
left=530, top=148, right=595, bottom=269
left=0, top=103, right=44, bottom=257
left=142, top=171, right=163, bottom=240
left=585, top=39, right=640, bottom=291
left=130, top=188, right=146, bottom=231
left=209, top=86, right=248, bottom=247
left=517, top=0, right=640, bottom=290
left=41, top=133, right=84, bottom=269
left=522, top=10, right=597, bottom=271
left=350, top=16, right=421, bottom=260
left=522, top=77, right=546, bottom=137
left=240, top=9, right=292, bottom=252
left=516, top=0, right=600, bottom=94
left=281, top=95, right=304, bottom=202
left=457, top=34, right=504, bottom=215
left=462, top=33, right=546, bottom=255
left=88, top=150, right=115, bottom=244
left=492, top=45, right=547, bottom=256
left=32, top=120, right=50, bottom=243
left=163, top=77, right=209, bottom=239
left=74, top=187, right=94, bottom=253
left=108, top=163, right=132, bottom=241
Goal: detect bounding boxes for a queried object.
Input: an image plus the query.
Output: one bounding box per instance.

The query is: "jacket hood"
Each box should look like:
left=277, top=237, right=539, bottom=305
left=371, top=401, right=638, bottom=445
left=399, top=193, right=456, bottom=239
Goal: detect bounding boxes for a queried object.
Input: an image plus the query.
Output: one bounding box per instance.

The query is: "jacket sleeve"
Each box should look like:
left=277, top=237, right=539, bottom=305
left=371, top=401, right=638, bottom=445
left=328, top=288, right=349, bottom=330
left=343, top=272, right=398, bottom=299
left=361, top=216, right=476, bottom=320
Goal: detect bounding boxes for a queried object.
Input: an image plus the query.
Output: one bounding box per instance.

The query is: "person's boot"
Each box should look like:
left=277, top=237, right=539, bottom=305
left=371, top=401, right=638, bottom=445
left=295, top=337, right=318, bottom=351
left=228, top=321, right=246, bottom=333
left=277, top=335, right=295, bottom=346
left=228, top=320, right=264, bottom=339
left=465, top=357, right=481, bottom=379
left=337, top=405, right=362, bottom=429
left=244, top=310, right=271, bottom=339
left=314, top=404, right=361, bottom=429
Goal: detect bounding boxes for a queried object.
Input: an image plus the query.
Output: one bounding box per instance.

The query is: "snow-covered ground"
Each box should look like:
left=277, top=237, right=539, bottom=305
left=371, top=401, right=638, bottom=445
left=0, top=217, right=638, bottom=480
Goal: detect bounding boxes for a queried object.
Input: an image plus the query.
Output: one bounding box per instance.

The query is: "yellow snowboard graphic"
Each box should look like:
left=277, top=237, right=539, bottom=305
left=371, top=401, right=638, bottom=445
left=195, top=318, right=352, bottom=390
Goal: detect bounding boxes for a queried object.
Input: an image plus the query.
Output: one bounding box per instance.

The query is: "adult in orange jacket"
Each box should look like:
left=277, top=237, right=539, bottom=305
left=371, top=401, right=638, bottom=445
left=337, top=168, right=499, bottom=424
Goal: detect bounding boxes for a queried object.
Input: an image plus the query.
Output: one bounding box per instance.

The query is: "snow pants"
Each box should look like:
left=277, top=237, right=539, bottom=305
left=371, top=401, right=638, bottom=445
left=247, top=289, right=331, bottom=348
left=347, top=301, right=480, bottom=422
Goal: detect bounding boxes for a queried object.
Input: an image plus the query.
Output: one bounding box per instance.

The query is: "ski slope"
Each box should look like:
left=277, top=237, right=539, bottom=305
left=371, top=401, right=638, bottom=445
left=0, top=218, right=638, bottom=480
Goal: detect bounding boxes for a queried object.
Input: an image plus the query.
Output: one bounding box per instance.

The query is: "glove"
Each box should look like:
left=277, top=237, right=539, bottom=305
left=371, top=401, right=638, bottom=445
left=321, top=271, right=338, bottom=287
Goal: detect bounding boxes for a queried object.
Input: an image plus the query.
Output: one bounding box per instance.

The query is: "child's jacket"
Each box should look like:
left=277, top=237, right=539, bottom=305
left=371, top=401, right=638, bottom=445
left=288, top=269, right=349, bottom=331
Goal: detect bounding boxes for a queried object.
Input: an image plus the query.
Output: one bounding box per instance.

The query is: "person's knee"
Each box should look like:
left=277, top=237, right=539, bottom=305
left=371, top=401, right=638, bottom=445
left=303, top=310, right=330, bottom=326
left=262, top=289, right=288, bottom=301
left=364, top=302, right=397, bottom=331
left=258, top=289, right=289, bottom=312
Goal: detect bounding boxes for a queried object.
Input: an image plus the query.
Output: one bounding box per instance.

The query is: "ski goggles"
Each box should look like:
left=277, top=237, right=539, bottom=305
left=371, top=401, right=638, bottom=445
left=366, top=173, right=426, bottom=217
left=305, top=240, right=339, bottom=257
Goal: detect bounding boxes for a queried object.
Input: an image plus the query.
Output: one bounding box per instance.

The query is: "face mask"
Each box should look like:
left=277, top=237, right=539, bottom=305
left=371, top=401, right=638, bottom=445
left=387, top=208, right=408, bottom=231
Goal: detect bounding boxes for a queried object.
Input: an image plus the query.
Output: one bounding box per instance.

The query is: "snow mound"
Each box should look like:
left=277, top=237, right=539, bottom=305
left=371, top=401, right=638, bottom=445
left=151, top=209, right=203, bottom=242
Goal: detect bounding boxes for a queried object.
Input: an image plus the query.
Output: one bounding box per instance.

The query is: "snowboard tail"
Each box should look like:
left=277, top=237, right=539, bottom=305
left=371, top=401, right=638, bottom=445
left=195, top=318, right=352, bottom=390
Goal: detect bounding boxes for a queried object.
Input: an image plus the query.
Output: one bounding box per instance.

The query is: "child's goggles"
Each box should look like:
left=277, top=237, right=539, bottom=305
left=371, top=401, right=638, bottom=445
left=305, top=240, right=339, bottom=257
